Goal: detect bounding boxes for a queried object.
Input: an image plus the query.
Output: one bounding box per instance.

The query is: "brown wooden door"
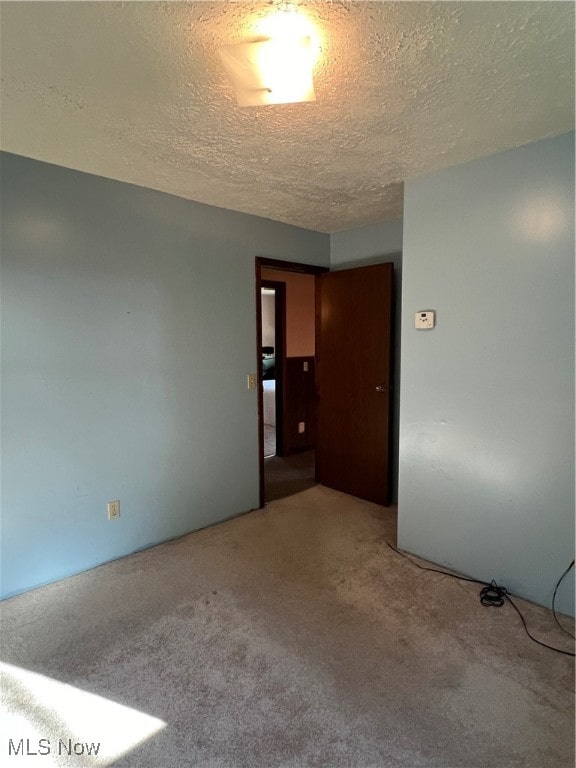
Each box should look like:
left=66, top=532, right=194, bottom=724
left=317, top=262, right=393, bottom=506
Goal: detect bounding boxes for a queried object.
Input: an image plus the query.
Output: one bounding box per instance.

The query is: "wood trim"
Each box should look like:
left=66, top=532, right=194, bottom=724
left=261, top=280, right=286, bottom=457
left=314, top=273, right=322, bottom=483
left=255, top=260, right=265, bottom=508
left=257, top=256, right=329, bottom=276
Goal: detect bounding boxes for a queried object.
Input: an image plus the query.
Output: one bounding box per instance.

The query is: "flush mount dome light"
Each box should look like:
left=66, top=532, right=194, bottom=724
left=218, top=3, right=319, bottom=106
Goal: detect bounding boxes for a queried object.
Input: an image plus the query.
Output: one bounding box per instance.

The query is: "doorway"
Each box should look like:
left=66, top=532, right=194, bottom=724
left=256, top=257, right=395, bottom=509
left=256, top=258, right=327, bottom=506
left=260, top=280, right=285, bottom=460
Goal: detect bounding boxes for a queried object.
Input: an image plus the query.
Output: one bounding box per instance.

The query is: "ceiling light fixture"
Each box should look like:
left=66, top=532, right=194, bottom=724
left=218, top=2, right=320, bottom=107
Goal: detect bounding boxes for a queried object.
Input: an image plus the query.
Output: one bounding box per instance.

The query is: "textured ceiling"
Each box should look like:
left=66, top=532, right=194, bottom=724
left=1, top=1, right=574, bottom=233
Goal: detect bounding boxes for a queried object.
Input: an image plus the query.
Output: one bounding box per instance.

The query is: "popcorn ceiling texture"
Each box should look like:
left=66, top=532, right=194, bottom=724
left=1, top=1, right=574, bottom=233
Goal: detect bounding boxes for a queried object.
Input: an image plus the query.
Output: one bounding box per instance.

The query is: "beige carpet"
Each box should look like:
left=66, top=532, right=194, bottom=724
left=1, top=486, right=574, bottom=768
left=264, top=424, right=276, bottom=457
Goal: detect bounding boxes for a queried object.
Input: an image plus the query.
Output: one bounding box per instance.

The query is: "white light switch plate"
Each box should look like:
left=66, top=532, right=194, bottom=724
left=415, top=310, right=435, bottom=329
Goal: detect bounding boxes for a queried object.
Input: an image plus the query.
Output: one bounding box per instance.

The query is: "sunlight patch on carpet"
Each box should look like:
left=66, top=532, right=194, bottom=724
left=1, top=662, right=166, bottom=765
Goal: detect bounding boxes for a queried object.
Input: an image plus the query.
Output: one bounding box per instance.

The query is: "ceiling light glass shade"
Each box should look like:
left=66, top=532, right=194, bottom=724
left=219, top=37, right=316, bottom=107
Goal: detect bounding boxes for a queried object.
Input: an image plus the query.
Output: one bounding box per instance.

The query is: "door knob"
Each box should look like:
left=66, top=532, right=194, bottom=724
left=375, top=384, right=387, bottom=393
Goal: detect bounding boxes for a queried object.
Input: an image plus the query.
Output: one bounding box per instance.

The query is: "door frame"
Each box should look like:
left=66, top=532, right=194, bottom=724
left=255, top=257, right=328, bottom=508
left=260, top=279, right=286, bottom=457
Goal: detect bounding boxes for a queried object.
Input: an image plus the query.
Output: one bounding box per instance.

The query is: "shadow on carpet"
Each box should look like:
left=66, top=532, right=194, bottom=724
left=265, top=449, right=316, bottom=502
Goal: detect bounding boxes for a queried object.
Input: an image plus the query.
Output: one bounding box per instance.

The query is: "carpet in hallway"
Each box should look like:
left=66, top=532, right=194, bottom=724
left=1, top=485, right=574, bottom=767
left=264, top=424, right=276, bottom=457
left=265, top=449, right=316, bottom=502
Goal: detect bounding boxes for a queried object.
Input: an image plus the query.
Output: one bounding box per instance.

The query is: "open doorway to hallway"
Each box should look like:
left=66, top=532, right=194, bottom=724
left=257, top=259, right=326, bottom=506
left=260, top=282, right=280, bottom=460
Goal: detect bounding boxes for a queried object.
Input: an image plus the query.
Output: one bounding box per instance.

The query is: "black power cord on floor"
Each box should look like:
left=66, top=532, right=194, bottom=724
left=383, top=540, right=575, bottom=657
left=552, top=560, right=575, bottom=640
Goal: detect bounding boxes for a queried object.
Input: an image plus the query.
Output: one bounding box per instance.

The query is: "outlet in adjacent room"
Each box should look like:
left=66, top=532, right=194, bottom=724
left=107, top=500, right=120, bottom=520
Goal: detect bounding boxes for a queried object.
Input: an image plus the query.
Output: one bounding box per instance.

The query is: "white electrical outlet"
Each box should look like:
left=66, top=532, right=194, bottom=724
left=107, top=500, right=120, bottom=520
left=415, top=310, right=435, bottom=329
left=247, top=373, right=257, bottom=390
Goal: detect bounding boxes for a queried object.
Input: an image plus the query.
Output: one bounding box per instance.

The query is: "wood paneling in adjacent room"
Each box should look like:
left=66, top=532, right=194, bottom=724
left=282, top=357, right=316, bottom=454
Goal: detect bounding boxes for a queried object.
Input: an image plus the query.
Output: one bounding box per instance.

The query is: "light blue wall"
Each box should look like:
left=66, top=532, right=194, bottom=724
left=398, top=133, right=575, bottom=616
left=0, top=152, right=329, bottom=599
left=330, top=219, right=403, bottom=268
left=330, top=219, right=403, bottom=502
left=4, top=139, right=574, bottom=617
